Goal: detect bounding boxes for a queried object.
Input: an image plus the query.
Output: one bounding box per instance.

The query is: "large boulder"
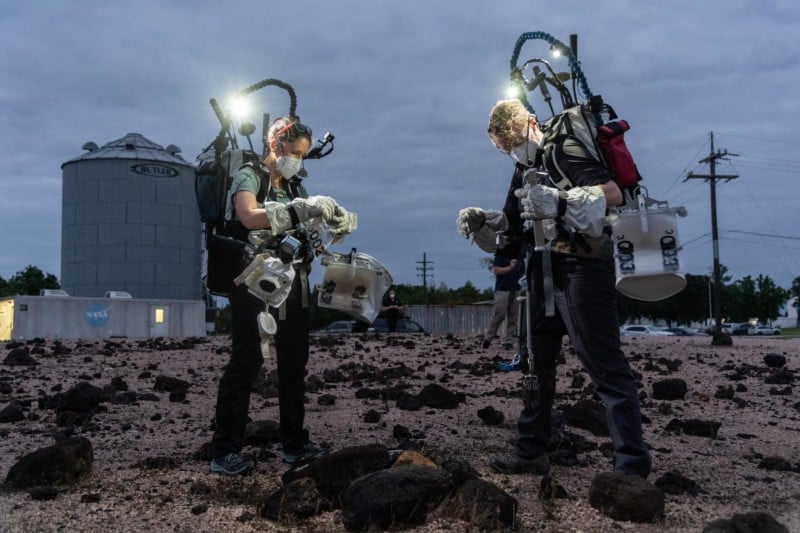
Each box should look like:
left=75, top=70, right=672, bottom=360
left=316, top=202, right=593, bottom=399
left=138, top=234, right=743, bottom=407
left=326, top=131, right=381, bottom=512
left=441, top=478, right=517, bottom=531
left=340, top=464, right=453, bottom=531
left=5, top=437, right=93, bottom=488
left=282, top=444, right=393, bottom=505
left=588, top=471, right=664, bottom=523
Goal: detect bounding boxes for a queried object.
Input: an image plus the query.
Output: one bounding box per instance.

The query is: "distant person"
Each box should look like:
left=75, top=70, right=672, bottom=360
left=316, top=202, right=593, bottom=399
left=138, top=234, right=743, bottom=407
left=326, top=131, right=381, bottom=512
left=482, top=242, right=524, bottom=350
left=210, top=116, right=355, bottom=475
left=380, top=288, right=404, bottom=332
left=457, top=99, right=651, bottom=479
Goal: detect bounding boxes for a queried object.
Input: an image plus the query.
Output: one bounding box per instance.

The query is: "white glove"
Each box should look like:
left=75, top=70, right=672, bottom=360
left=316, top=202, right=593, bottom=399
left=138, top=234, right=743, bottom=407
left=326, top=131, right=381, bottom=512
left=306, top=195, right=340, bottom=221
left=514, top=183, right=560, bottom=219
left=515, top=184, right=607, bottom=237
left=456, top=208, right=507, bottom=238
left=456, top=207, right=507, bottom=253
left=264, top=198, right=322, bottom=236
left=329, top=206, right=358, bottom=236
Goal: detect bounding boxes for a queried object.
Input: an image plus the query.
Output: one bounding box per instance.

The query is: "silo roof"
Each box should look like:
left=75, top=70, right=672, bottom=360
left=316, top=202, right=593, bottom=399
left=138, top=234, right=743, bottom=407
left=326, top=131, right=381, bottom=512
left=62, top=133, right=192, bottom=168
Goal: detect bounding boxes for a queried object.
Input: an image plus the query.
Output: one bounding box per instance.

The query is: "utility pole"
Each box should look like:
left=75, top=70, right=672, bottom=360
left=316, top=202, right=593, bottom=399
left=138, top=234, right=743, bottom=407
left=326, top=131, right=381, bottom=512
left=416, top=253, right=434, bottom=306
left=685, top=131, right=738, bottom=344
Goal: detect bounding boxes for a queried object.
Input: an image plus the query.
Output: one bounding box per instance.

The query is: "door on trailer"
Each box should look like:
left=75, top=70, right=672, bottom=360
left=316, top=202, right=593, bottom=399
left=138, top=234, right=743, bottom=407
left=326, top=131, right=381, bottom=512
left=150, top=305, right=169, bottom=338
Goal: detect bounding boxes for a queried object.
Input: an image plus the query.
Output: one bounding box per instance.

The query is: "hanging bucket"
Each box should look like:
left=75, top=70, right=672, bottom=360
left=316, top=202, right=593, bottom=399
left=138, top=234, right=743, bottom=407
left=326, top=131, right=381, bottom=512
left=318, top=250, right=393, bottom=323
left=611, top=203, right=688, bottom=301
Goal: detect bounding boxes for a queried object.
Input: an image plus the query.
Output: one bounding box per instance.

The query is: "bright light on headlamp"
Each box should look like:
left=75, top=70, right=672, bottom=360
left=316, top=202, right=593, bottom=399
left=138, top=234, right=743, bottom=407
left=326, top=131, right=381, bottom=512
left=505, top=84, right=523, bottom=99
left=229, top=96, right=251, bottom=121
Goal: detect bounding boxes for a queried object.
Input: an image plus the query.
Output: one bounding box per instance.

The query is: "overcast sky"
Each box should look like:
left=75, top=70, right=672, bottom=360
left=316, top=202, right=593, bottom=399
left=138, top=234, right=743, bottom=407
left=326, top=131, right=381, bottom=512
left=2, top=0, right=799, bottom=297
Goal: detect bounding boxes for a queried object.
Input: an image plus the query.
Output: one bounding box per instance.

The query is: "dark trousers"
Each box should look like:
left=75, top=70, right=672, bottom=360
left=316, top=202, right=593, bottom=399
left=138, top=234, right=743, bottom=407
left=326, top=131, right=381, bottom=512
left=211, top=275, right=310, bottom=457
left=514, top=246, right=651, bottom=477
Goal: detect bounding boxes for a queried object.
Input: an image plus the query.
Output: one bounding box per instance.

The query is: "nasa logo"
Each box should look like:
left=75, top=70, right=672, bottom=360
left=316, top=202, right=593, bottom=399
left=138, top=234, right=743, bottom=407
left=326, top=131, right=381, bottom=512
left=85, top=303, right=110, bottom=327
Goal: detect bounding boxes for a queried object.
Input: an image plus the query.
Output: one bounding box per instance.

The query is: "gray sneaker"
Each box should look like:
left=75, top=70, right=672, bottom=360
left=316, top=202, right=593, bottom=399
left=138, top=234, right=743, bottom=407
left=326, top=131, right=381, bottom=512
left=490, top=451, right=550, bottom=475
left=209, top=452, right=254, bottom=476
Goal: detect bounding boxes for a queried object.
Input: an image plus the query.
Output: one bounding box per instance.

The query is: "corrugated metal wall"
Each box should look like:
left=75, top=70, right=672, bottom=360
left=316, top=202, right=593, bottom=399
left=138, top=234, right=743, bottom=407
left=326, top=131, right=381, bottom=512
left=405, top=304, right=510, bottom=336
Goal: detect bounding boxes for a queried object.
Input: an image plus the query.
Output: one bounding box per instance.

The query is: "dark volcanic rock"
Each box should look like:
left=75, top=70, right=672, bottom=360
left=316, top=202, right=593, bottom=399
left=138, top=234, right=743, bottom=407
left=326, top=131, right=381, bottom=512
left=259, top=477, right=332, bottom=521
left=539, top=475, right=569, bottom=500
left=0, top=400, right=26, bottom=423
left=5, top=437, right=93, bottom=488
left=652, top=378, right=688, bottom=400
left=3, top=347, right=38, bottom=366
left=654, top=470, right=704, bottom=496
left=153, top=375, right=189, bottom=393
left=476, top=405, right=504, bottom=426
left=56, top=382, right=108, bottom=413
left=665, top=418, right=721, bottom=439
left=282, top=444, right=393, bottom=504
left=682, top=419, right=722, bottom=438
left=317, top=394, right=336, bottom=406
left=363, top=409, right=381, bottom=423
left=588, top=471, right=664, bottom=523
left=703, top=511, right=790, bottom=533
left=418, top=383, right=460, bottom=409
left=758, top=456, right=793, bottom=472
left=442, top=478, right=517, bottom=531
left=396, top=392, right=424, bottom=411
left=340, top=464, right=453, bottom=531
left=763, top=353, right=787, bottom=368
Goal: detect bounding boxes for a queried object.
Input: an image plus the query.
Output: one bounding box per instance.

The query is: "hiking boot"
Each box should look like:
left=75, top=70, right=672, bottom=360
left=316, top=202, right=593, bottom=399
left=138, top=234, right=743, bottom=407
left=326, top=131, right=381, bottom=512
left=490, top=451, right=550, bottom=475
left=209, top=452, right=254, bottom=476
left=283, top=442, right=329, bottom=465
left=481, top=339, right=491, bottom=349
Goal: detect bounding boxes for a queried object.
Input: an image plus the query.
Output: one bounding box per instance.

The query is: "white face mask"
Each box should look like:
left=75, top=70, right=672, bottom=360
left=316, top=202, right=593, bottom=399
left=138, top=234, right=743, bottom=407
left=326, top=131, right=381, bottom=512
left=275, top=155, right=302, bottom=178
left=509, top=138, right=540, bottom=167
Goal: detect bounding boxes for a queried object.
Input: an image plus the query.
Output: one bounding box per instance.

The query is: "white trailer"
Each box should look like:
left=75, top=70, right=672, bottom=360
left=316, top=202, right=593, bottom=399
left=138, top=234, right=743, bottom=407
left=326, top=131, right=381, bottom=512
left=0, top=295, right=206, bottom=341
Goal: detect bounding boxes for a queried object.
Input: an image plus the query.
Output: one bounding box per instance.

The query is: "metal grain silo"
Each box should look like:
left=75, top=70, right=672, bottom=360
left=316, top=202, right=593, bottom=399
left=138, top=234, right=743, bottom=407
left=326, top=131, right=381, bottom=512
left=61, top=133, right=201, bottom=300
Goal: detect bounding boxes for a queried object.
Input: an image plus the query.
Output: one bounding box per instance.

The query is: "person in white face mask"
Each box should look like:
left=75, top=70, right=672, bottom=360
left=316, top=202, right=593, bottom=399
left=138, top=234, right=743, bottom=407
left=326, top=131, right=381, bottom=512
left=457, top=99, right=651, bottom=480
left=210, top=117, right=354, bottom=476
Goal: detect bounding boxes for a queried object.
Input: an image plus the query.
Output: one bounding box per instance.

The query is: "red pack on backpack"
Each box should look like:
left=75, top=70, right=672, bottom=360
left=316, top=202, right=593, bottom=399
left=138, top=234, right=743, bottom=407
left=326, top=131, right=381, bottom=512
left=596, top=120, right=641, bottom=189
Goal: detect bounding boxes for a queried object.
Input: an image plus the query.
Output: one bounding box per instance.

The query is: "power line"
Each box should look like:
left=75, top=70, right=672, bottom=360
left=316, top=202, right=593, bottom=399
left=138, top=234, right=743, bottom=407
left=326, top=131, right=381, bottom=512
left=724, top=230, right=800, bottom=241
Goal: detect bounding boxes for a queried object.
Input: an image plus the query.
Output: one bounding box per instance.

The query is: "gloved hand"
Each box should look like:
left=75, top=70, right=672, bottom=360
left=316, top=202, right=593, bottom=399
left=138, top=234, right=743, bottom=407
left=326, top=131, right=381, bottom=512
left=456, top=207, right=507, bottom=253
left=515, top=184, right=607, bottom=237
left=514, top=183, right=561, bottom=220
left=329, top=206, right=358, bottom=236
left=306, top=195, right=340, bottom=222
left=456, top=208, right=507, bottom=238
left=264, top=198, right=322, bottom=235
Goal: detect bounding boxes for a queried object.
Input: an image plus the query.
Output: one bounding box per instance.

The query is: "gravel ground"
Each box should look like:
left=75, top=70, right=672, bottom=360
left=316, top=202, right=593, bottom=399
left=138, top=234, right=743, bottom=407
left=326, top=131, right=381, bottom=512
left=1, top=333, right=799, bottom=532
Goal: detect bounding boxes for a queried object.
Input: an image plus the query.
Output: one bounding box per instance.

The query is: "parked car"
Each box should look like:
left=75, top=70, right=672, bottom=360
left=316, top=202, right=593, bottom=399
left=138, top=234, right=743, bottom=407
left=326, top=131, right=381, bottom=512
left=731, top=323, right=752, bottom=335
left=321, top=317, right=426, bottom=334
left=324, top=320, right=356, bottom=333
left=369, top=317, right=426, bottom=333
left=665, top=327, right=707, bottom=336
left=747, top=325, right=780, bottom=336
left=620, top=325, right=675, bottom=336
